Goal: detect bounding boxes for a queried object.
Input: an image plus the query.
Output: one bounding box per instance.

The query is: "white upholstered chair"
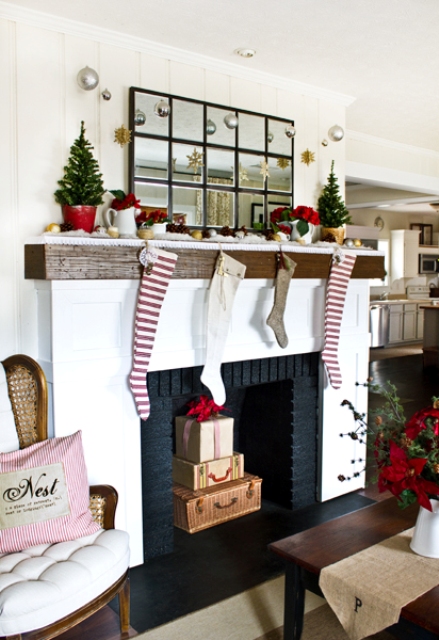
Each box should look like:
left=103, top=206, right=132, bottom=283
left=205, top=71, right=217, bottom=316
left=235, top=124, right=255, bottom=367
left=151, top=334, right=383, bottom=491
left=0, top=354, right=130, bottom=639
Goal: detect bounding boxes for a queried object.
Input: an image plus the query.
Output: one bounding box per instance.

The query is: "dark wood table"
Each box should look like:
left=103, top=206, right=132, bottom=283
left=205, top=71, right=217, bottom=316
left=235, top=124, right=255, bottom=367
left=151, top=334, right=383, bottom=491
left=269, top=499, right=439, bottom=640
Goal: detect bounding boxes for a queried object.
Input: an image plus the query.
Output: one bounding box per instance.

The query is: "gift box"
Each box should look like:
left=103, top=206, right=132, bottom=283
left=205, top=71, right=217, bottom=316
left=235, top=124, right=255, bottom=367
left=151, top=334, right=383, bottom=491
left=175, top=415, right=234, bottom=463
left=172, top=452, right=244, bottom=490
left=173, top=473, right=262, bottom=534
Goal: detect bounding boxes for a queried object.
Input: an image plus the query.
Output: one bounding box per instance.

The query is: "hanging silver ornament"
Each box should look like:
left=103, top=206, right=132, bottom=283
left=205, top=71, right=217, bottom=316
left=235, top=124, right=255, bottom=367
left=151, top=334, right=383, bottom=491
left=134, top=109, right=146, bottom=126
left=206, top=119, right=217, bottom=135
left=154, top=100, right=171, bottom=118
left=77, top=66, right=99, bottom=91
left=328, top=125, right=344, bottom=142
left=101, top=88, right=112, bottom=101
left=267, top=132, right=274, bottom=143
left=284, top=125, right=296, bottom=139
left=321, top=139, right=328, bottom=147
left=224, top=113, right=239, bottom=129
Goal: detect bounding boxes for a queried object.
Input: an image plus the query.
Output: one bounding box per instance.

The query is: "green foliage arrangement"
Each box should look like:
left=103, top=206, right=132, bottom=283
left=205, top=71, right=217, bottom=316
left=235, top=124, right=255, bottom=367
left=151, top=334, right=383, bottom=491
left=317, top=160, right=352, bottom=228
left=341, top=380, right=439, bottom=510
left=54, top=121, right=105, bottom=207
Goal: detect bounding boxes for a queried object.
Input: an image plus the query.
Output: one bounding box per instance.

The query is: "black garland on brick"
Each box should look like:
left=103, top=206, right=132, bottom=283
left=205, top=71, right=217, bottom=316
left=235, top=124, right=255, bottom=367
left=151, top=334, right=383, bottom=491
left=141, top=354, right=319, bottom=560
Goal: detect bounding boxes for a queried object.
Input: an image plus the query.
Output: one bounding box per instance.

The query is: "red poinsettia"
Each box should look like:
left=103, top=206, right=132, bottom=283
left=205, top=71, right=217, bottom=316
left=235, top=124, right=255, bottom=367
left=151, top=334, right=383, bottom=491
left=405, top=407, right=439, bottom=440
left=111, top=192, right=141, bottom=211
left=186, top=395, right=227, bottom=423
left=135, top=209, right=169, bottom=226
left=378, top=441, right=439, bottom=510
left=270, top=205, right=320, bottom=237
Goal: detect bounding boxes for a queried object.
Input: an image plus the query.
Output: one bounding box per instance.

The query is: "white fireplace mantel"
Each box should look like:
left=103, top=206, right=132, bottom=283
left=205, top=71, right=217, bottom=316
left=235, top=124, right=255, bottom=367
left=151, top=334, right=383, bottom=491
left=27, top=238, right=381, bottom=566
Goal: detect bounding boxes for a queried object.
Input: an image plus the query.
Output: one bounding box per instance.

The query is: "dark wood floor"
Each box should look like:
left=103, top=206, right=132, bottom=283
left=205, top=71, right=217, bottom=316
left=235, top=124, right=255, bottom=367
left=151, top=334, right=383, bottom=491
left=51, top=351, right=437, bottom=640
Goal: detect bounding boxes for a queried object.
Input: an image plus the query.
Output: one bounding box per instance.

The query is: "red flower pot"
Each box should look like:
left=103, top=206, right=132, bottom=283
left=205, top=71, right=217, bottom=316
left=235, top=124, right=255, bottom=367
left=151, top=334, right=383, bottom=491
left=62, top=205, right=97, bottom=233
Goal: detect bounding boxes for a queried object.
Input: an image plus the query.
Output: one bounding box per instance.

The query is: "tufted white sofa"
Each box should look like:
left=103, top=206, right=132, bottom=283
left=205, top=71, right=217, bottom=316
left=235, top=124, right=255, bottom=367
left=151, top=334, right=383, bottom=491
left=0, top=355, right=130, bottom=639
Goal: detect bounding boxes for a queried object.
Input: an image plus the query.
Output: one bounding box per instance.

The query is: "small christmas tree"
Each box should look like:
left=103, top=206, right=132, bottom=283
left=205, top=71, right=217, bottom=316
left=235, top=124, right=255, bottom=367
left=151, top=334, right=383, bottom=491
left=317, top=160, right=351, bottom=228
left=54, top=121, right=105, bottom=207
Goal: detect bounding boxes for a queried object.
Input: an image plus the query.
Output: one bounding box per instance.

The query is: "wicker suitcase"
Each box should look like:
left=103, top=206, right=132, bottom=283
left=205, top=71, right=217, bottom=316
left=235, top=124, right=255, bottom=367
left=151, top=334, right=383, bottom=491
left=173, top=473, right=262, bottom=534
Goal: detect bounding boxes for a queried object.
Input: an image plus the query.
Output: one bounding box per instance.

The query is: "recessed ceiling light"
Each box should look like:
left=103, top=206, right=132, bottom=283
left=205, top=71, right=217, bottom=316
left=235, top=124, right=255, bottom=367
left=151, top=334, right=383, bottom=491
left=235, top=48, right=256, bottom=58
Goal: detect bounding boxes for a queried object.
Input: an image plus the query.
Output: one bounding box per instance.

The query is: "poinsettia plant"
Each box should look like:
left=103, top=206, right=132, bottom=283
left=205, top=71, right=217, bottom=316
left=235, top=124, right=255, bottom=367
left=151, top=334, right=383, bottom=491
left=135, top=209, right=170, bottom=227
left=186, top=395, right=227, bottom=423
left=341, top=381, right=439, bottom=511
left=270, top=205, right=320, bottom=237
left=110, top=190, right=141, bottom=211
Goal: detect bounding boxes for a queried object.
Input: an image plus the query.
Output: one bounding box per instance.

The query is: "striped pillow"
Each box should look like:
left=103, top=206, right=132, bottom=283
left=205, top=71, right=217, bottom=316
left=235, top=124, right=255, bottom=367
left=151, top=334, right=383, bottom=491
left=0, top=431, right=100, bottom=553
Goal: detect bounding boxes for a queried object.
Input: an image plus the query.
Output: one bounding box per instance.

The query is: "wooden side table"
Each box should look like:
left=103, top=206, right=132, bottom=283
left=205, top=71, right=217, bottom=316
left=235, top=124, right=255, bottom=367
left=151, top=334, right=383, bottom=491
left=269, top=499, right=439, bottom=639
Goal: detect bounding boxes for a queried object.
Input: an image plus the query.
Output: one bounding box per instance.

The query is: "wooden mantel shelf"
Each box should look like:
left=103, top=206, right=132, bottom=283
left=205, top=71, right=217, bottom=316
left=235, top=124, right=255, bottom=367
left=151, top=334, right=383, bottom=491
left=24, top=243, right=385, bottom=281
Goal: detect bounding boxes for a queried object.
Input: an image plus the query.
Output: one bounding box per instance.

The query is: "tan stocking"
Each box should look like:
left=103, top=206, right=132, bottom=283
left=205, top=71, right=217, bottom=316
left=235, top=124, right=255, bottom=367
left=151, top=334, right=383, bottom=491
left=266, top=253, right=297, bottom=348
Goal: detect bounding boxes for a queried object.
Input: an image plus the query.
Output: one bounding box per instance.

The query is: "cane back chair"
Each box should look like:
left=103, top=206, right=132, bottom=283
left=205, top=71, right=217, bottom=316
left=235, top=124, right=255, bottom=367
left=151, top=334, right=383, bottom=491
left=0, top=354, right=130, bottom=639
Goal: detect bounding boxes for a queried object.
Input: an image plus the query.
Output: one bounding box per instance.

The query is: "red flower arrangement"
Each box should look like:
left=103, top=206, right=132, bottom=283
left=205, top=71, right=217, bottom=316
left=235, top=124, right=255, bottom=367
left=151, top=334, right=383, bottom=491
left=270, top=205, right=320, bottom=237
left=186, top=395, right=227, bottom=423
left=341, top=381, right=439, bottom=511
left=110, top=190, right=141, bottom=211
left=135, top=209, right=170, bottom=227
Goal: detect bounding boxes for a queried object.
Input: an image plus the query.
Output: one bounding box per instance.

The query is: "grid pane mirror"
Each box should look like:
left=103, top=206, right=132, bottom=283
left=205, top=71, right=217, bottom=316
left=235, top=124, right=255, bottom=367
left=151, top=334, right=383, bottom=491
left=129, top=87, right=294, bottom=229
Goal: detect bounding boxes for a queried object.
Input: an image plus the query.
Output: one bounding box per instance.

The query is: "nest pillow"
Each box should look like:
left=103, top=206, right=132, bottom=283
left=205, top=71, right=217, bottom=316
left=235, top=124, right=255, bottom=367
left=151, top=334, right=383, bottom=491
left=0, top=431, right=100, bottom=553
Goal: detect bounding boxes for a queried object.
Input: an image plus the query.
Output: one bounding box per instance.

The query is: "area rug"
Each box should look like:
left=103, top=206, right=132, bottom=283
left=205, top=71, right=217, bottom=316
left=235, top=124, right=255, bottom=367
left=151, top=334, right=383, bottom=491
left=134, top=577, right=395, bottom=640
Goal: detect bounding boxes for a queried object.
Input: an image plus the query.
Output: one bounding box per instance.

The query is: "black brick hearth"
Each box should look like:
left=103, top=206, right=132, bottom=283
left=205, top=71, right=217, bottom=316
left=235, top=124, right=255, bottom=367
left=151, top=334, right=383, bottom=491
left=141, top=353, right=319, bottom=560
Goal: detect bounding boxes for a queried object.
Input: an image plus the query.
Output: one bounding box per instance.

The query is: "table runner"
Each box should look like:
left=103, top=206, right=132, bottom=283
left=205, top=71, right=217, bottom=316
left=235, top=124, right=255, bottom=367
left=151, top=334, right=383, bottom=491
left=319, top=527, right=439, bottom=640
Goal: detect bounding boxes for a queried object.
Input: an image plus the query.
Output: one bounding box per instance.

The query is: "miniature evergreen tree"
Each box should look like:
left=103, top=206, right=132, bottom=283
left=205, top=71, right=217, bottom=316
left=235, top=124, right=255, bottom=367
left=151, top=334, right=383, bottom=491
left=317, top=160, right=351, bottom=228
left=54, top=121, right=105, bottom=207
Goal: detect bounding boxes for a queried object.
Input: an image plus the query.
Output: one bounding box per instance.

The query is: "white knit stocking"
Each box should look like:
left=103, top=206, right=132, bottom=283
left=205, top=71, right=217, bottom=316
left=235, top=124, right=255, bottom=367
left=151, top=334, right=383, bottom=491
left=129, top=247, right=178, bottom=421
left=321, top=250, right=357, bottom=389
left=200, top=251, right=246, bottom=405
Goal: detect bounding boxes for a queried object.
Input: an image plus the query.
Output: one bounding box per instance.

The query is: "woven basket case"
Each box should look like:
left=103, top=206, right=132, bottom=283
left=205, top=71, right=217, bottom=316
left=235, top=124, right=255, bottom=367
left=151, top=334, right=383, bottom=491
left=173, top=473, right=262, bottom=534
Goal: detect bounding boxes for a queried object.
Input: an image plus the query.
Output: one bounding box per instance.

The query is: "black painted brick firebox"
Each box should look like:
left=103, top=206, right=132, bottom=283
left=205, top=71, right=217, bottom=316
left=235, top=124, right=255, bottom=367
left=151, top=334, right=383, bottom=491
left=141, top=353, right=319, bottom=560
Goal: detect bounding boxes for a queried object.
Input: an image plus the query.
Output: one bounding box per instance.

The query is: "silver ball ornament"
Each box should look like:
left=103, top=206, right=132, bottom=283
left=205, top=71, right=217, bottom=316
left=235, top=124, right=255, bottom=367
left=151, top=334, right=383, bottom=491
left=154, top=100, right=171, bottom=118
left=224, top=113, right=239, bottom=130
left=77, top=66, right=99, bottom=91
left=284, top=125, right=296, bottom=139
left=328, top=125, right=344, bottom=142
left=344, top=238, right=354, bottom=248
left=208, top=229, right=217, bottom=237
left=134, top=109, right=146, bottom=126
left=206, top=119, right=217, bottom=135
left=267, top=132, right=274, bottom=143
left=101, top=88, right=112, bottom=101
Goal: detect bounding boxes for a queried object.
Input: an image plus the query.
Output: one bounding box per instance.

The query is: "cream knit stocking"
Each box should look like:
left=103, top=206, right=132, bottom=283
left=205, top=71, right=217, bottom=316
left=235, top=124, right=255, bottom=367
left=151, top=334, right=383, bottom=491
left=200, top=251, right=246, bottom=405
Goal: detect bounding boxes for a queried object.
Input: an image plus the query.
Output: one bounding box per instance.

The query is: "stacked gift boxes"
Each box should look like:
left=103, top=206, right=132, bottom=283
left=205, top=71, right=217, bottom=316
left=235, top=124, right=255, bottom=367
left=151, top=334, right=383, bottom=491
left=172, top=413, right=262, bottom=533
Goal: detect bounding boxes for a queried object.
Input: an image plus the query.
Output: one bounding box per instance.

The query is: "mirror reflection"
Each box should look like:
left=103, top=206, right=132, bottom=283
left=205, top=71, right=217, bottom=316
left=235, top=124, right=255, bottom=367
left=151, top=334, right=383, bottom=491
left=130, top=88, right=294, bottom=229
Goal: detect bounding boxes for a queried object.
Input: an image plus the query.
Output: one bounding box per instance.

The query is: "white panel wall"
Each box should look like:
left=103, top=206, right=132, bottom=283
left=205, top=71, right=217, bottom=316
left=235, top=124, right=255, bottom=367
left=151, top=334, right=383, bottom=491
left=0, top=11, right=354, bottom=361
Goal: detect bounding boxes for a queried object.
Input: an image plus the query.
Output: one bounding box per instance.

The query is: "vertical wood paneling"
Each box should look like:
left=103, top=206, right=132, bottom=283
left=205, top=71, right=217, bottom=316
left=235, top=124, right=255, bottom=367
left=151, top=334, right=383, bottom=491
left=230, top=76, right=261, bottom=112
left=169, top=61, right=204, bottom=99
left=260, top=85, right=277, bottom=117
left=0, top=18, right=19, bottom=357
left=99, top=43, right=139, bottom=207
left=139, top=52, right=170, bottom=94
left=15, top=24, right=64, bottom=356
left=205, top=69, right=229, bottom=105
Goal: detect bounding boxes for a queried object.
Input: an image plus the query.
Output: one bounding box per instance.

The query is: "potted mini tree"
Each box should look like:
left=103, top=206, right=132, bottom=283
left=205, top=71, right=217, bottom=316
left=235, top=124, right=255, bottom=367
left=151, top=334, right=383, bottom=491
left=317, top=160, right=351, bottom=244
left=54, top=121, right=105, bottom=232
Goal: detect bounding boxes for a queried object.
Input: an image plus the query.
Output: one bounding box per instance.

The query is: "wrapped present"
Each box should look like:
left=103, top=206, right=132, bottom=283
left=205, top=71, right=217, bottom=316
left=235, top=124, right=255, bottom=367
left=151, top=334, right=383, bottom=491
left=173, top=473, right=262, bottom=534
left=175, top=415, right=233, bottom=463
left=172, top=452, right=244, bottom=490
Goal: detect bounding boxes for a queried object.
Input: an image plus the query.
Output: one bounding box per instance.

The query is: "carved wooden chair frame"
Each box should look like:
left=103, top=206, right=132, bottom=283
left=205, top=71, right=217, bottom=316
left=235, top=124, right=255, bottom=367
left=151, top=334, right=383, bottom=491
left=1, top=354, right=130, bottom=640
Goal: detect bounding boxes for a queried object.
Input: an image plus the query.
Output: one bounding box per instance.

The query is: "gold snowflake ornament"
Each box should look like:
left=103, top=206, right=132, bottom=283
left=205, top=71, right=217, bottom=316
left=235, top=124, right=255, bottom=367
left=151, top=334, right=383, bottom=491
left=238, top=163, right=249, bottom=182
left=277, top=158, right=290, bottom=170
left=301, top=149, right=315, bottom=166
left=114, top=125, right=131, bottom=147
left=187, top=149, right=204, bottom=174
left=259, top=159, right=270, bottom=181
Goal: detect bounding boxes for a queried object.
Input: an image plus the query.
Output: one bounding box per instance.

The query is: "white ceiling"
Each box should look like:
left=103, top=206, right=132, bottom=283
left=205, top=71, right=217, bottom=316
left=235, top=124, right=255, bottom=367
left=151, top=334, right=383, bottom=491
left=8, top=0, right=439, bottom=152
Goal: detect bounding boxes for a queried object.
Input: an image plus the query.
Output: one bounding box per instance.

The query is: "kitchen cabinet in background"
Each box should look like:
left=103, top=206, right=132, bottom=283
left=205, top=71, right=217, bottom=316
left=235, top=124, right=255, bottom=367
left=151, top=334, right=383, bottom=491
left=390, top=229, right=421, bottom=280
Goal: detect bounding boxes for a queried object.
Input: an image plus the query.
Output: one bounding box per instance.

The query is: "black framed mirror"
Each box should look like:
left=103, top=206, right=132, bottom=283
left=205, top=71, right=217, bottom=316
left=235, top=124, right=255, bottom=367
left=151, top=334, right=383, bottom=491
left=129, top=87, right=295, bottom=230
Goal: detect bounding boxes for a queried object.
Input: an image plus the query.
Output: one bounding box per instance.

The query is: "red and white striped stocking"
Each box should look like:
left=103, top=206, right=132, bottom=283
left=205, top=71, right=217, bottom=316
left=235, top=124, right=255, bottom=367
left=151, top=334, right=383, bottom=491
left=129, top=246, right=178, bottom=421
left=321, top=250, right=357, bottom=389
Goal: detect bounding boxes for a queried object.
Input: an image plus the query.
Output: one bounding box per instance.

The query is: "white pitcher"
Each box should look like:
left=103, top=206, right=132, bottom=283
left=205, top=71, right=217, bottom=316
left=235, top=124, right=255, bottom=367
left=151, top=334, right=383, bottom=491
left=103, top=206, right=138, bottom=237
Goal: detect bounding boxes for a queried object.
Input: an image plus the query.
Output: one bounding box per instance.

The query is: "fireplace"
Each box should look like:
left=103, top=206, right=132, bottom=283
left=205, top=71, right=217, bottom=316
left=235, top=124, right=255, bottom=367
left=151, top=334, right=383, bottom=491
left=141, top=353, right=319, bottom=560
